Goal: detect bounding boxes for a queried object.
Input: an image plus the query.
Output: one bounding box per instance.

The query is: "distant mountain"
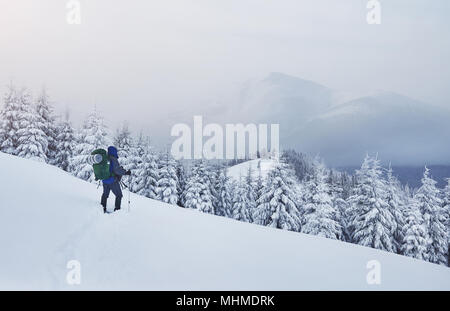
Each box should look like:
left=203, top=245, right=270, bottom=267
left=234, top=73, right=333, bottom=140
left=166, top=72, right=450, bottom=168
left=239, top=72, right=333, bottom=121
left=293, top=91, right=450, bottom=166
left=227, top=73, right=450, bottom=167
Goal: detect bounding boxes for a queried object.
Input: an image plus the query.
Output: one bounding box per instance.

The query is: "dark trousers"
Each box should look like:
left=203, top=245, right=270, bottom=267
left=101, top=181, right=123, bottom=209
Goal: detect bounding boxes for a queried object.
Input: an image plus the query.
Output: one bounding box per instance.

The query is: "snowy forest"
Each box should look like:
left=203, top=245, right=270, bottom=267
left=0, top=84, right=449, bottom=268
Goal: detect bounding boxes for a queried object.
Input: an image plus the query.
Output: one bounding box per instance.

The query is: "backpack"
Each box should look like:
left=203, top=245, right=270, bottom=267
left=91, top=149, right=114, bottom=181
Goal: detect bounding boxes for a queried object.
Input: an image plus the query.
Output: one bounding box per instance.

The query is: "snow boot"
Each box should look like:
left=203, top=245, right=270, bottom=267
left=114, top=196, right=122, bottom=212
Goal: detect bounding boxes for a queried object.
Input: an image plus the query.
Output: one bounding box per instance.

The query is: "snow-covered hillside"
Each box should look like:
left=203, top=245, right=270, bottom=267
left=227, top=158, right=277, bottom=181
left=0, top=152, right=449, bottom=290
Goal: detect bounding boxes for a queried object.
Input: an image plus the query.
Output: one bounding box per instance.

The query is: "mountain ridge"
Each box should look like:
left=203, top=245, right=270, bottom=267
left=227, top=73, right=450, bottom=166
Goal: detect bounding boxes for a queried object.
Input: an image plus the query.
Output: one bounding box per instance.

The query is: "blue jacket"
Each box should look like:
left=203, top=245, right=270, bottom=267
left=103, top=146, right=127, bottom=184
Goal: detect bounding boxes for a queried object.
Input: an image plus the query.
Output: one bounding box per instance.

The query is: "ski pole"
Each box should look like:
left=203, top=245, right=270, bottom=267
left=128, top=174, right=132, bottom=212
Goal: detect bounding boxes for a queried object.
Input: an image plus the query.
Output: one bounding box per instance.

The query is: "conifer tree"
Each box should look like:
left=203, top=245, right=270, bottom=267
left=0, top=83, right=22, bottom=154
left=253, top=164, right=301, bottom=231
left=414, top=167, right=448, bottom=265
left=208, top=163, right=221, bottom=213
left=245, top=164, right=257, bottom=222
left=156, top=150, right=179, bottom=205
left=55, top=111, right=75, bottom=171
left=176, top=162, right=187, bottom=207
left=114, top=122, right=133, bottom=170
left=348, top=155, right=396, bottom=252
left=35, top=88, right=58, bottom=164
left=134, top=143, right=159, bottom=199
left=214, top=168, right=233, bottom=217
left=302, top=162, right=342, bottom=239
left=127, top=132, right=146, bottom=193
left=254, top=169, right=265, bottom=203
left=231, top=177, right=252, bottom=222
left=69, top=108, right=109, bottom=181
left=402, top=198, right=428, bottom=260
left=443, top=179, right=450, bottom=266
left=15, top=89, right=48, bottom=162
left=386, top=165, right=407, bottom=253
left=182, top=160, right=214, bottom=214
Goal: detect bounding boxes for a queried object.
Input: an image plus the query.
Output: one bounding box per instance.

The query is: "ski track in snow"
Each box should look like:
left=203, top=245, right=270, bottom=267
left=49, top=202, right=102, bottom=289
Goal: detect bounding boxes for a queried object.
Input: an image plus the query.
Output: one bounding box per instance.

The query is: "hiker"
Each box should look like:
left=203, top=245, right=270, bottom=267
left=100, top=146, right=131, bottom=213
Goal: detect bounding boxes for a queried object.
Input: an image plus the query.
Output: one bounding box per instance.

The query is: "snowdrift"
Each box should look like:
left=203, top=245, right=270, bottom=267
left=0, top=152, right=449, bottom=290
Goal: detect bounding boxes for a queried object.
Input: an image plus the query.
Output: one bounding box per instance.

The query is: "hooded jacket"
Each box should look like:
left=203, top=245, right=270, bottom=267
left=102, top=146, right=127, bottom=184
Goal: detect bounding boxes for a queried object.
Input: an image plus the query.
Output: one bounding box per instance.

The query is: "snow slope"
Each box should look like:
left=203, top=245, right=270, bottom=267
left=0, top=152, right=449, bottom=290
left=227, top=158, right=277, bottom=181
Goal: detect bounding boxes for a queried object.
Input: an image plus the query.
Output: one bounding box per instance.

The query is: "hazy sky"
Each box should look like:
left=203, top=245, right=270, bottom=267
left=1, top=0, right=449, bottom=136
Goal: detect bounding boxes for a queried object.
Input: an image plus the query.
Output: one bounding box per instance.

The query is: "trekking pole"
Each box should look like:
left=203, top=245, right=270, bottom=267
left=128, top=174, right=132, bottom=213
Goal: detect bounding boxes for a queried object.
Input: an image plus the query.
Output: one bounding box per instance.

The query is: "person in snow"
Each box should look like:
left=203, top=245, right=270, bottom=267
left=101, top=146, right=131, bottom=213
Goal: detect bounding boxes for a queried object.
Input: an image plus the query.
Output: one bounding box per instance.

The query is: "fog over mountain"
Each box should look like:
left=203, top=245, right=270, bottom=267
left=188, top=72, right=450, bottom=167
left=298, top=91, right=450, bottom=166
left=1, top=1, right=449, bottom=167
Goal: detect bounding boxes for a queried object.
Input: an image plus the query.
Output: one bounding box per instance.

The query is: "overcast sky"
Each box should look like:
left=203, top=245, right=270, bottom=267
left=1, top=0, right=449, bottom=137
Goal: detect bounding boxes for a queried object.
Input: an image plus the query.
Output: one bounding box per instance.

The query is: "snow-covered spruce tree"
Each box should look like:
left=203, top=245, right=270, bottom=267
left=176, top=161, right=187, bottom=207
left=301, top=162, right=342, bottom=239
left=35, top=88, right=58, bottom=164
left=208, top=163, right=221, bottom=213
left=209, top=163, right=223, bottom=215
left=231, top=177, right=252, bottom=222
left=325, top=167, right=350, bottom=241
left=326, top=170, right=341, bottom=197
left=244, top=164, right=257, bottom=222
left=402, top=197, right=428, bottom=260
left=55, top=111, right=75, bottom=171
left=386, top=165, right=407, bottom=254
left=334, top=196, right=350, bottom=242
left=133, top=143, right=159, bottom=199
left=69, top=108, right=109, bottom=181
left=0, top=83, right=22, bottom=154
left=15, top=89, right=48, bottom=162
left=348, top=155, right=396, bottom=252
left=339, top=172, right=353, bottom=200
left=182, top=160, right=214, bottom=214
left=414, top=167, right=448, bottom=265
left=254, top=169, right=265, bottom=203
left=443, top=179, right=450, bottom=212
left=113, top=122, right=133, bottom=170
left=280, top=149, right=315, bottom=182
left=156, top=150, right=179, bottom=205
left=253, top=163, right=301, bottom=231
left=325, top=170, right=351, bottom=241
left=443, top=179, right=450, bottom=266
left=127, top=132, right=146, bottom=193
left=404, top=184, right=413, bottom=199
left=112, top=123, right=135, bottom=189
left=213, top=168, right=233, bottom=217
